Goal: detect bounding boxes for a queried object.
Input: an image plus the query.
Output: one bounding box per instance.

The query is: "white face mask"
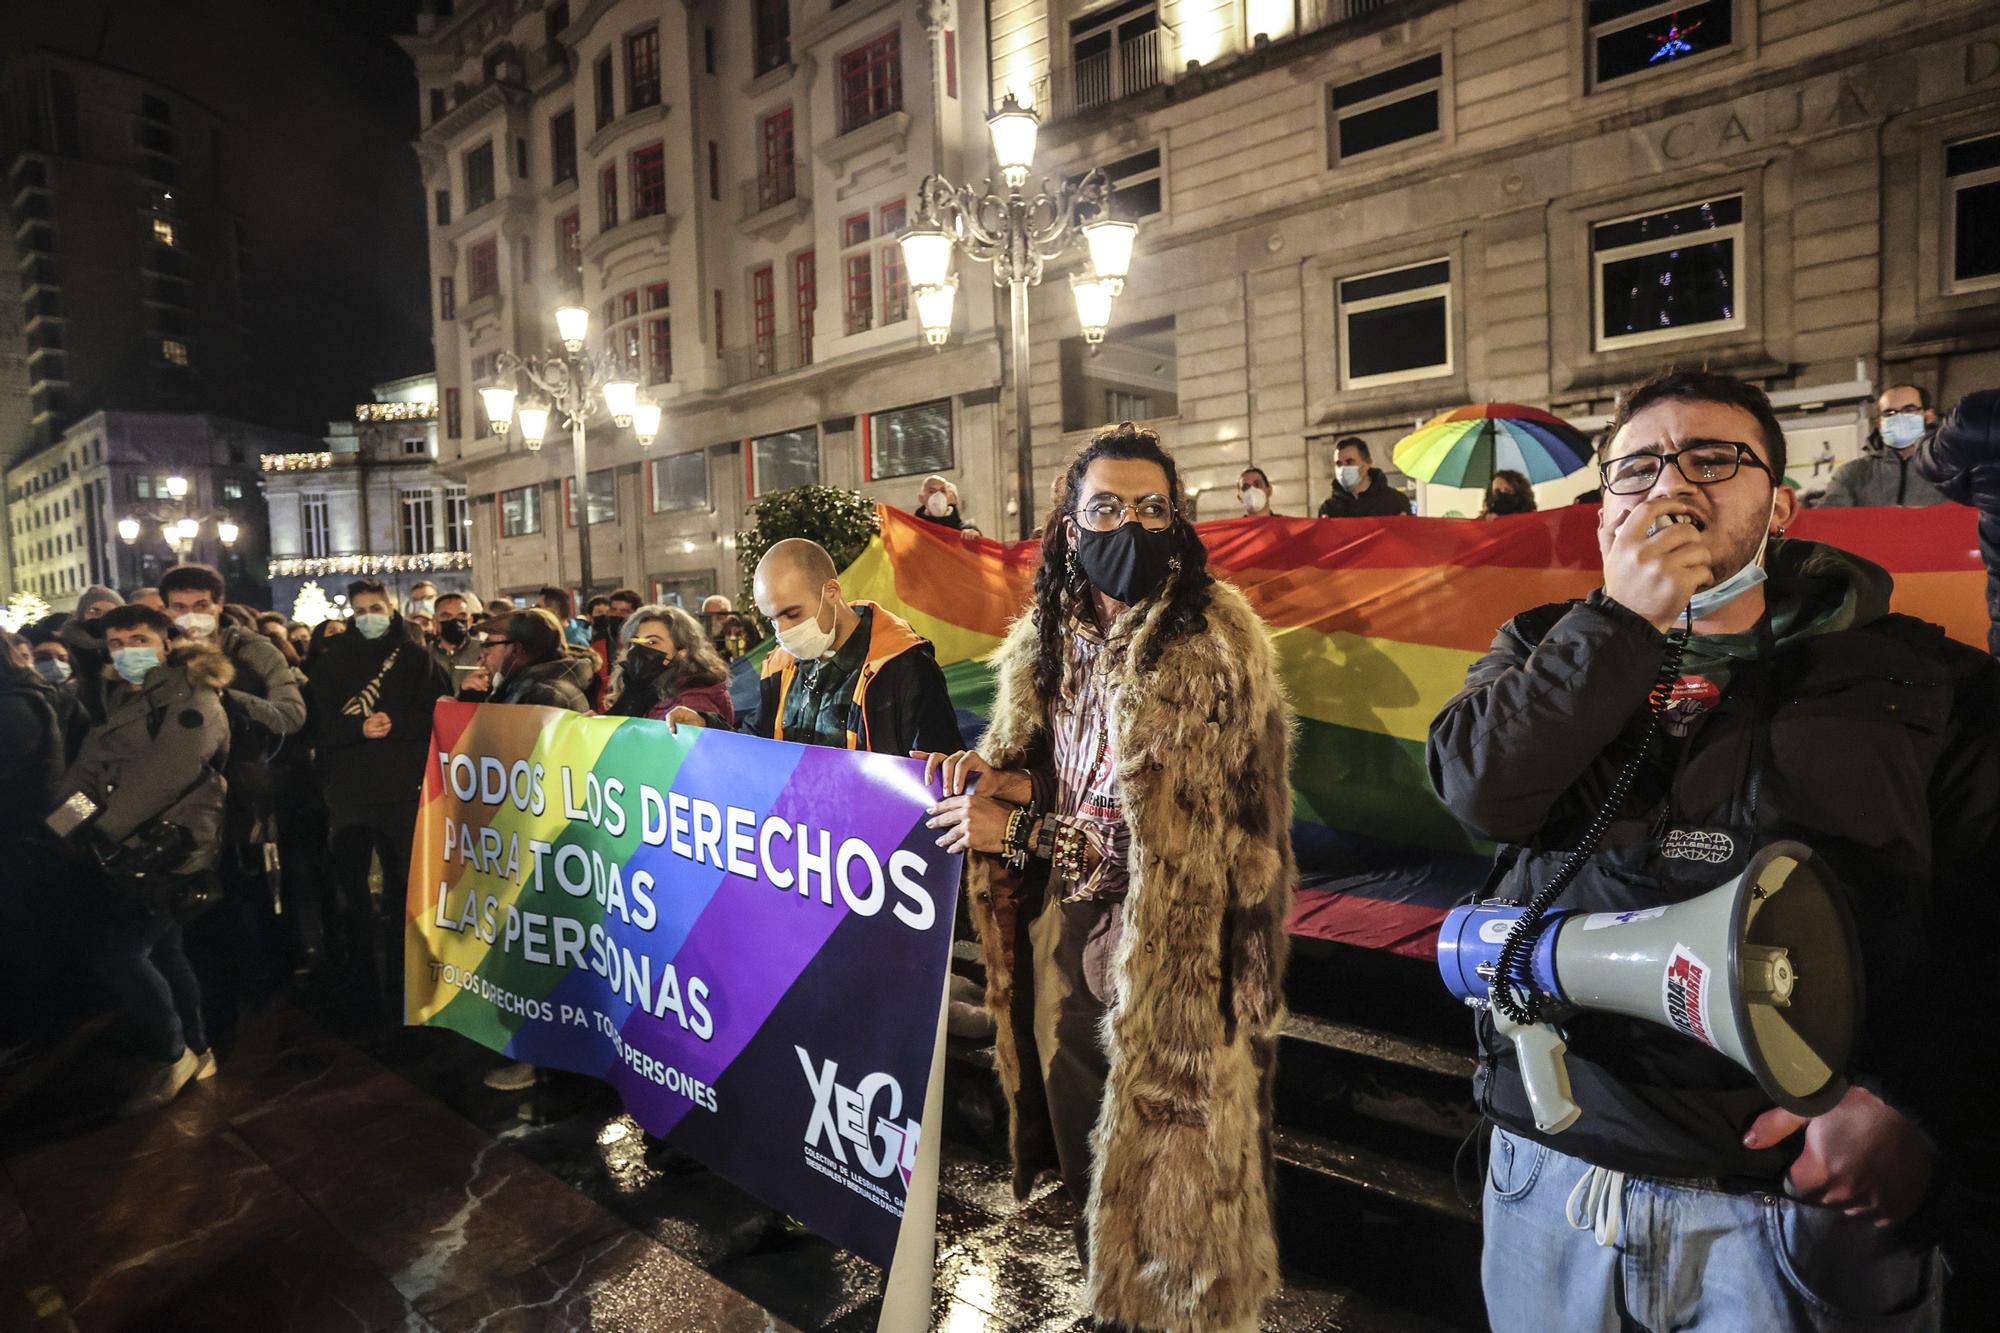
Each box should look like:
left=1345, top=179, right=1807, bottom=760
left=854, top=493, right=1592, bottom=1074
left=924, top=491, right=951, bottom=518
left=1687, top=492, right=1780, bottom=621
left=776, top=587, right=838, bottom=661
left=1336, top=464, right=1364, bottom=491
left=1240, top=486, right=1268, bottom=514
left=1879, top=414, right=1926, bottom=450
left=173, top=611, right=217, bottom=639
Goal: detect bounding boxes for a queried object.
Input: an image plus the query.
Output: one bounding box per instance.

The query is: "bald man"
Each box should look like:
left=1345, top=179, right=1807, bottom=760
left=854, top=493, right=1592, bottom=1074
left=677, top=538, right=961, bottom=754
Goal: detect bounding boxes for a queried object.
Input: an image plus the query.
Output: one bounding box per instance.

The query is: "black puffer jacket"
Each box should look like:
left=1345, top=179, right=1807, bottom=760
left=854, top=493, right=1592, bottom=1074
left=1427, top=541, right=2000, bottom=1189
left=0, top=665, right=65, bottom=844
left=309, top=620, right=455, bottom=822
left=1917, top=388, right=2000, bottom=656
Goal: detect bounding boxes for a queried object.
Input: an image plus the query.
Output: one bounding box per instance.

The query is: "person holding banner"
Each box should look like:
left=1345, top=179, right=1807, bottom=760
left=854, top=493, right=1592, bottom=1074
left=676, top=538, right=961, bottom=756
left=921, top=422, right=1295, bottom=1333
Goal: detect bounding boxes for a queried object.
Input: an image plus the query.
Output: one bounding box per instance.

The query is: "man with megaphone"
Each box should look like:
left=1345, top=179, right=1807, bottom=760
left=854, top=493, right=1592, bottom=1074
left=1428, top=368, right=2000, bottom=1331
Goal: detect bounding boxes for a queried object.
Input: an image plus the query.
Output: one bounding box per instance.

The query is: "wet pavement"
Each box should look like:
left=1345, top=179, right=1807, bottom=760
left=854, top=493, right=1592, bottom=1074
left=0, top=985, right=1465, bottom=1330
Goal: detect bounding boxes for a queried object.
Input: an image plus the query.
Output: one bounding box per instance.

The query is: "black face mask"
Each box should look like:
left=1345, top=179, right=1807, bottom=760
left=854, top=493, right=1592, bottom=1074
left=437, top=619, right=469, bottom=645
left=622, top=642, right=670, bottom=684
left=591, top=614, right=624, bottom=640
left=1073, top=523, right=1180, bottom=605
left=1487, top=490, right=1531, bottom=515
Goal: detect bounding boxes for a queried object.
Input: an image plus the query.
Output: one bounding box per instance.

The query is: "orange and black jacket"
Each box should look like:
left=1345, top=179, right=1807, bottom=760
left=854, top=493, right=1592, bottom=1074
left=752, top=601, right=963, bottom=756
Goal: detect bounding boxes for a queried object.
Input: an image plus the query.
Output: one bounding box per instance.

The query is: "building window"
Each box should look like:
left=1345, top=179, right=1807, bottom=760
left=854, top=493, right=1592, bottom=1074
left=703, top=26, right=716, bottom=76
left=837, top=30, right=902, bottom=134
left=439, top=275, right=456, bottom=321
left=161, top=338, right=189, bottom=366
left=467, top=238, right=499, bottom=301
left=708, top=140, right=720, bottom=201
left=434, top=190, right=451, bottom=226
left=594, top=51, right=614, bottom=129
left=867, top=400, right=952, bottom=481
left=223, top=479, right=245, bottom=501
left=795, top=250, right=817, bottom=356
left=879, top=199, right=908, bottom=323
left=550, top=108, right=577, bottom=183
left=1330, top=53, right=1443, bottom=163
left=1946, top=132, right=2000, bottom=293
left=1592, top=194, right=1744, bottom=350
left=651, top=450, right=708, bottom=513
left=753, top=0, right=791, bottom=76
left=444, top=485, right=469, bottom=551
left=501, top=484, right=541, bottom=536
left=429, top=87, right=447, bottom=123
left=1589, top=0, right=1733, bottom=89
left=153, top=217, right=177, bottom=246
left=632, top=142, right=666, bottom=218
left=627, top=27, right=661, bottom=111
left=760, top=109, right=796, bottom=208
left=600, top=163, right=619, bottom=230
left=403, top=436, right=430, bottom=457
left=1061, top=315, right=1177, bottom=430
left=300, top=492, right=330, bottom=557
left=752, top=264, right=776, bottom=356
left=463, top=139, right=495, bottom=211
left=648, top=313, right=673, bottom=382
left=514, top=136, right=529, bottom=180
left=944, top=29, right=957, bottom=99
left=566, top=469, right=617, bottom=526
left=1067, top=0, right=1161, bottom=113
left=842, top=212, right=873, bottom=334
left=400, top=488, right=437, bottom=554
left=445, top=387, right=462, bottom=438
left=750, top=426, right=819, bottom=496
left=713, top=288, right=726, bottom=354
left=1337, top=259, right=1452, bottom=388
left=1073, top=146, right=1163, bottom=220
left=621, top=323, right=642, bottom=378
left=557, top=209, right=582, bottom=279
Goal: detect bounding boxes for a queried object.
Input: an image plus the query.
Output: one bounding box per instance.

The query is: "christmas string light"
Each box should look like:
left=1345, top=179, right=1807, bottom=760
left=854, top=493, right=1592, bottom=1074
left=355, top=401, right=439, bottom=423
left=268, top=552, right=473, bottom=578
left=261, top=452, right=335, bottom=472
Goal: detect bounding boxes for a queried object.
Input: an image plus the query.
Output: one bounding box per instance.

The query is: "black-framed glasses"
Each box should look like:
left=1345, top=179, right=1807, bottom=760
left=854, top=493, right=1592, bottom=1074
left=1075, top=493, right=1175, bottom=532
left=1598, top=442, right=1771, bottom=496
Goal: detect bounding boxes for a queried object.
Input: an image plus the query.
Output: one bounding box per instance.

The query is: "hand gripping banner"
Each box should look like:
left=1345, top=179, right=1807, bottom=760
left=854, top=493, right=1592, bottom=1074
left=404, top=701, right=963, bottom=1268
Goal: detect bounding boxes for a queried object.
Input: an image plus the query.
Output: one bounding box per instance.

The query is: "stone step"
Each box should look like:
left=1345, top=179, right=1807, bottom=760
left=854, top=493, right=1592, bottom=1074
left=1274, top=1125, right=1481, bottom=1228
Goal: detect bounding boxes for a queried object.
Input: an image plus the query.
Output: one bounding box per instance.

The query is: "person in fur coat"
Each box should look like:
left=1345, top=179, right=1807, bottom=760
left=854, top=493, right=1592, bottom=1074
left=921, top=422, right=1295, bottom=1332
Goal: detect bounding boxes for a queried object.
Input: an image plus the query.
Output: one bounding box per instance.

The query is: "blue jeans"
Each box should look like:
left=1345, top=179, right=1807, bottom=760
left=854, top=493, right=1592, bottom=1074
left=90, top=896, right=208, bottom=1065
left=1482, top=1126, right=1943, bottom=1332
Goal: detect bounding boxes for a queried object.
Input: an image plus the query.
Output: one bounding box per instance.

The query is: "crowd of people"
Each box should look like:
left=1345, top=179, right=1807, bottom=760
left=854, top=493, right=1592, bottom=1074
left=3, top=367, right=1994, bottom=1331
left=0, top=571, right=779, bottom=1115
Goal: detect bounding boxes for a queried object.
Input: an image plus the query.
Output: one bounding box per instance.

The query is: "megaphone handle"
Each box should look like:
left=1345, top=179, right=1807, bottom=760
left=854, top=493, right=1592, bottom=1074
left=1495, top=1005, right=1583, bottom=1134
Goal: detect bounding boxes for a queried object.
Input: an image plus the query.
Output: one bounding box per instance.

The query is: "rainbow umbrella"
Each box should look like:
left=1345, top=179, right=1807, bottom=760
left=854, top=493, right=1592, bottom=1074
left=1391, top=403, right=1592, bottom=488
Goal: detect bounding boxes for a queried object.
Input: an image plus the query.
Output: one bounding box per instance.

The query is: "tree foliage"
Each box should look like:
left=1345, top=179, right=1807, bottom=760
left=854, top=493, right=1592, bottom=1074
left=734, top=485, right=881, bottom=628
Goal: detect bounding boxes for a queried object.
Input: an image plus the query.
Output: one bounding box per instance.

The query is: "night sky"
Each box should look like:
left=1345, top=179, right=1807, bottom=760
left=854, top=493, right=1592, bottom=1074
left=9, top=0, right=433, bottom=435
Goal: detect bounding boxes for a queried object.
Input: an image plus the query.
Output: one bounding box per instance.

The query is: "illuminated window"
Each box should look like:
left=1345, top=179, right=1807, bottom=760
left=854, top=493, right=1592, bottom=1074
left=501, top=484, right=541, bottom=536
left=161, top=338, right=189, bottom=366
left=300, top=492, right=330, bottom=557
left=152, top=217, right=177, bottom=246
left=565, top=469, right=617, bottom=526
left=1592, top=194, right=1744, bottom=350
left=1589, top=0, right=1733, bottom=89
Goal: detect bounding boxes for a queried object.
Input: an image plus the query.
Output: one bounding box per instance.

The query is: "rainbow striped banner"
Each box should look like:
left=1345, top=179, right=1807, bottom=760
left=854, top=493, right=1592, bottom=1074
left=848, top=504, right=1988, bottom=957
left=404, top=701, right=962, bottom=1266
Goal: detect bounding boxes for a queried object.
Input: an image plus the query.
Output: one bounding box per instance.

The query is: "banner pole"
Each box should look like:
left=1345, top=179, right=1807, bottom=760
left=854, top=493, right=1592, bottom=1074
left=876, top=980, right=950, bottom=1332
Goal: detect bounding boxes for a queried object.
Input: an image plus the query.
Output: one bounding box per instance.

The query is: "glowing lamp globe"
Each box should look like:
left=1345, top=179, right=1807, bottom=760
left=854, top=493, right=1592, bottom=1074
left=516, top=402, right=551, bottom=450
left=555, top=305, right=590, bottom=350
left=914, top=280, right=958, bottom=349
left=603, top=379, right=639, bottom=428
left=479, top=385, right=517, bottom=435
left=1082, top=218, right=1137, bottom=296
left=899, top=225, right=955, bottom=289
left=987, top=94, right=1040, bottom=190
left=1071, top=275, right=1113, bottom=346
left=632, top=400, right=662, bottom=447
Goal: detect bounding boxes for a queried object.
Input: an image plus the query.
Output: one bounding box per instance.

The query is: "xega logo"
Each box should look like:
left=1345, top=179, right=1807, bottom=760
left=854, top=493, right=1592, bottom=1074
left=795, top=1047, right=921, bottom=1188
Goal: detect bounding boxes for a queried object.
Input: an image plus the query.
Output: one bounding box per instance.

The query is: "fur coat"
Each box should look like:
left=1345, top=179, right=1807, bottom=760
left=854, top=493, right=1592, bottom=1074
left=966, top=576, right=1295, bottom=1331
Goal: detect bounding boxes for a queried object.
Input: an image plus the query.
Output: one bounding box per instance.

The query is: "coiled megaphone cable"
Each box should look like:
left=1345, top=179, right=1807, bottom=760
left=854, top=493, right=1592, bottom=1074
left=1491, top=595, right=1692, bottom=1026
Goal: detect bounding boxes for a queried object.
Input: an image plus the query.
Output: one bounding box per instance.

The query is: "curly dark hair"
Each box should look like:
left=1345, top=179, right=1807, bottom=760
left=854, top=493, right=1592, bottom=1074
left=1030, top=422, right=1213, bottom=702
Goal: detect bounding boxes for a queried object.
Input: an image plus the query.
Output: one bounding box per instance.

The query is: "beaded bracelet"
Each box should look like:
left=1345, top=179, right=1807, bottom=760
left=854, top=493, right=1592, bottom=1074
left=1051, top=819, right=1090, bottom=888
left=1002, top=806, right=1036, bottom=870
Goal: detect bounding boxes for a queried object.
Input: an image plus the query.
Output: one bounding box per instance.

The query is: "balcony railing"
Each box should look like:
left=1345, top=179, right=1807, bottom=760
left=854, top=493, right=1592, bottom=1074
left=1033, top=27, right=1161, bottom=122
left=721, top=331, right=811, bottom=387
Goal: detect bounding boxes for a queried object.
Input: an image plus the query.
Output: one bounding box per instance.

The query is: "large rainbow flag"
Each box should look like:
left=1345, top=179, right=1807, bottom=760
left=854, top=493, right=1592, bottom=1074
left=844, top=503, right=1989, bottom=958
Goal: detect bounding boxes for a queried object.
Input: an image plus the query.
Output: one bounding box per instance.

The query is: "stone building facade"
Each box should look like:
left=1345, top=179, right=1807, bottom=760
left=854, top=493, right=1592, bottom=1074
left=408, top=0, right=2000, bottom=592
left=259, top=375, right=475, bottom=618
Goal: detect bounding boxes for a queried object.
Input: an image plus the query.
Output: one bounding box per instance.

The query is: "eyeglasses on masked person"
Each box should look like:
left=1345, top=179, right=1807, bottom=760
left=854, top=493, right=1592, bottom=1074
left=1073, top=493, right=1176, bottom=533
left=1598, top=441, right=1773, bottom=496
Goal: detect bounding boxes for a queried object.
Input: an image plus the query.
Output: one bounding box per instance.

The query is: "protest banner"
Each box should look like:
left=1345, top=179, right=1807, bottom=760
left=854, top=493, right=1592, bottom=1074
left=404, top=701, right=963, bottom=1272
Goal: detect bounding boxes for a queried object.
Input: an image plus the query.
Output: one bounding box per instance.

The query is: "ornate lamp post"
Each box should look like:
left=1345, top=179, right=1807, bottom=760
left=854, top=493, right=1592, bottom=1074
left=479, top=304, right=657, bottom=597
left=117, top=473, right=240, bottom=565
left=901, top=93, right=1138, bottom=538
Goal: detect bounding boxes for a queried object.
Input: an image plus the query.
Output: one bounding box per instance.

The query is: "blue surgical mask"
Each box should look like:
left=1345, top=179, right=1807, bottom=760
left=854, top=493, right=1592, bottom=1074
left=35, top=657, right=72, bottom=684
left=112, top=647, right=162, bottom=684
left=354, top=613, right=392, bottom=640
left=1879, top=414, right=1926, bottom=450
left=1687, top=495, right=1778, bottom=621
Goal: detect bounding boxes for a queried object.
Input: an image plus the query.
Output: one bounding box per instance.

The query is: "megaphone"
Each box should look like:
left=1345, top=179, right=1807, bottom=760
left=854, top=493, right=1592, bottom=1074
left=1437, top=841, right=1861, bottom=1134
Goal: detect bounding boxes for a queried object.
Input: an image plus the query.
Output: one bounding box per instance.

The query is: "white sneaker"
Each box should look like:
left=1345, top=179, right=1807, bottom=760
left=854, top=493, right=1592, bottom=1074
left=119, top=1046, right=201, bottom=1118
left=193, top=1049, right=219, bottom=1081
left=481, top=1060, right=538, bottom=1091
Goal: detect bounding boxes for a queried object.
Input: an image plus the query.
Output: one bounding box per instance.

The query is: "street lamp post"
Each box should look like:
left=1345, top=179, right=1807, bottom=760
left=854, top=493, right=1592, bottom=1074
left=479, top=305, right=657, bottom=599
left=901, top=93, right=1138, bottom=538
left=117, top=473, right=240, bottom=575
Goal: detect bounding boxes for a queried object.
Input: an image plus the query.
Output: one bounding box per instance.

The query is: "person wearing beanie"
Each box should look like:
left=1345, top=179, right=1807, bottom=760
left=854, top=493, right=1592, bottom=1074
left=75, top=586, right=124, bottom=621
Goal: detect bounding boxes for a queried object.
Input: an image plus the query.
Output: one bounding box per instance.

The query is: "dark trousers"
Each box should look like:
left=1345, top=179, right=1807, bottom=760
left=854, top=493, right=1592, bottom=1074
left=1036, top=896, right=1124, bottom=1208
left=90, top=889, right=208, bottom=1064
left=328, top=799, right=418, bottom=1020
